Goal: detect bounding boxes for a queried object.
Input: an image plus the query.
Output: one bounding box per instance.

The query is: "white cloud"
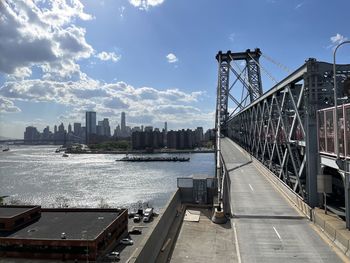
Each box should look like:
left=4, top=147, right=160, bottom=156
left=166, top=53, right=178, bottom=63
left=295, top=2, right=304, bottom=9
left=0, top=78, right=210, bottom=129
left=129, top=0, right=165, bottom=10
left=95, top=51, right=121, bottom=62
left=0, top=97, right=21, bottom=113
left=330, top=33, right=348, bottom=45
left=0, top=0, right=94, bottom=80
left=229, top=33, right=235, bottom=42
left=119, top=6, right=126, bottom=18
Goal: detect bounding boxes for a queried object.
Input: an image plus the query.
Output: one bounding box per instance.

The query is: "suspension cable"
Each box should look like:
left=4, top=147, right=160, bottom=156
left=261, top=52, right=292, bottom=74
left=248, top=53, right=279, bottom=85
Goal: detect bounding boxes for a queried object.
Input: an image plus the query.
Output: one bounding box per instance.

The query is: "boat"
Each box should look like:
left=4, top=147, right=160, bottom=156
left=62, top=153, right=69, bottom=157
left=116, top=156, right=190, bottom=162
left=1, top=145, right=9, bottom=152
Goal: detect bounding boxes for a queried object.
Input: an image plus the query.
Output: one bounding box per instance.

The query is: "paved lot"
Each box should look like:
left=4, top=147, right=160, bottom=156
left=170, top=208, right=238, bottom=263
left=221, top=138, right=343, bottom=263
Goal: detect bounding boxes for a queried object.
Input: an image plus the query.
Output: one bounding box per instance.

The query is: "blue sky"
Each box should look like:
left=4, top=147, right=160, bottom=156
left=0, top=0, right=349, bottom=138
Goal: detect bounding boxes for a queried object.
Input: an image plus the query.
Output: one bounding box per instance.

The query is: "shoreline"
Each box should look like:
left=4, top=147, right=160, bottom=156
left=65, top=149, right=214, bottom=154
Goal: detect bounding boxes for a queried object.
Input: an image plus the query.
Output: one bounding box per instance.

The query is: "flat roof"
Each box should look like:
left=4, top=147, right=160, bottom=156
left=0, top=207, right=35, bottom=218
left=7, top=211, right=121, bottom=240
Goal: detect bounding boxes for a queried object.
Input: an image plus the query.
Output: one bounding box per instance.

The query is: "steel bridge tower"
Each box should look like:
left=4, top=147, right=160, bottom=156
left=216, top=49, right=263, bottom=136
left=213, top=49, right=264, bottom=223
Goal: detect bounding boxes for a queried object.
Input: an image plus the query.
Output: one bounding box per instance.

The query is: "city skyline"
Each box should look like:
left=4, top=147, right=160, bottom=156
left=1, top=0, right=349, bottom=139
left=22, top=110, right=209, bottom=141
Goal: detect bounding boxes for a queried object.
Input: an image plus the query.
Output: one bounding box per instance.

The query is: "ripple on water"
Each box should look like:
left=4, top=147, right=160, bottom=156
left=0, top=146, right=214, bottom=210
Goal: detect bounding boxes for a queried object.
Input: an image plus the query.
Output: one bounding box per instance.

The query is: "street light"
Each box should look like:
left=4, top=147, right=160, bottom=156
left=333, top=40, right=350, bottom=229
left=333, top=40, right=350, bottom=160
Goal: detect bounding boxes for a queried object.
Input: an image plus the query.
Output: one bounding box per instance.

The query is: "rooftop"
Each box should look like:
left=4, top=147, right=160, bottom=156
left=6, top=210, right=121, bottom=240
left=0, top=206, right=38, bottom=218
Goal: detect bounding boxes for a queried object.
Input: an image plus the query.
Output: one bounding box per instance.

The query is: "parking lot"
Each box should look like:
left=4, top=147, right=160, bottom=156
left=105, top=213, right=158, bottom=262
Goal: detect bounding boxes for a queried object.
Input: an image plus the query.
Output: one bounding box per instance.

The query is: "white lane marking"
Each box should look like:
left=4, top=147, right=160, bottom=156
left=248, top=184, right=254, bottom=192
left=273, top=226, right=282, bottom=241
left=232, top=222, right=242, bottom=263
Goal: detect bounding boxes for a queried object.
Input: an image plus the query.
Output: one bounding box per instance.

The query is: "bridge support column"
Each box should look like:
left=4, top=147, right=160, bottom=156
left=345, top=173, right=350, bottom=229
left=304, top=60, right=319, bottom=207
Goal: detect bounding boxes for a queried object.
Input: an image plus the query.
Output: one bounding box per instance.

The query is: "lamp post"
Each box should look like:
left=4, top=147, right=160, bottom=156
left=333, top=40, right=350, bottom=160
left=333, top=40, right=350, bottom=229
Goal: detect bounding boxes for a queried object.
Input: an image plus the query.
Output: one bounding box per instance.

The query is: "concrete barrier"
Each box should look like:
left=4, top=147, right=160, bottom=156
left=129, top=189, right=181, bottom=263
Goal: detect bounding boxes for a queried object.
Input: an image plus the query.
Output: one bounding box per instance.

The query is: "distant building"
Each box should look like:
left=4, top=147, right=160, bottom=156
left=144, top=126, right=153, bottom=132
left=121, top=112, right=126, bottom=134
left=42, top=126, right=51, bottom=140
left=68, top=123, right=72, bottom=133
left=113, top=124, right=121, bottom=138
left=131, top=130, right=164, bottom=150
left=194, top=127, right=204, bottom=146
left=132, top=126, right=141, bottom=132
left=86, top=111, right=96, bottom=144
left=73, top=123, right=81, bottom=136
left=166, top=130, right=177, bottom=149
left=24, top=126, right=40, bottom=143
left=102, top=118, right=111, bottom=137
left=204, top=128, right=215, bottom=142
left=166, top=129, right=195, bottom=149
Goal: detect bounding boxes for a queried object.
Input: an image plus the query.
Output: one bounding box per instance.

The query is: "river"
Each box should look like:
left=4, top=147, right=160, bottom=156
left=0, top=146, right=214, bottom=211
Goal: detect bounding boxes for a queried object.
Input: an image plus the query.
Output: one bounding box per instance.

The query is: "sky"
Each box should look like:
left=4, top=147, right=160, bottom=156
left=0, top=0, right=349, bottom=139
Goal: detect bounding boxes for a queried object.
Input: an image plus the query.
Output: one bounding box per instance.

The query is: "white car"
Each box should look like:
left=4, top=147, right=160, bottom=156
left=120, top=238, right=133, bottom=245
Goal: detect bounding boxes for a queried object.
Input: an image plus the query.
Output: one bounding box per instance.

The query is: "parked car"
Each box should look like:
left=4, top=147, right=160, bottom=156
left=120, top=238, right=133, bottom=245
left=106, top=251, right=120, bottom=261
left=129, top=229, right=142, bottom=235
left=143, top=208, right=153, bottom=222
left=133, top=214, right=141, bottom=222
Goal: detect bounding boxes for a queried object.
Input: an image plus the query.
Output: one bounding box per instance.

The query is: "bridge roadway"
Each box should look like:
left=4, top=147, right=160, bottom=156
left=221, top=138, right=343, bottom=263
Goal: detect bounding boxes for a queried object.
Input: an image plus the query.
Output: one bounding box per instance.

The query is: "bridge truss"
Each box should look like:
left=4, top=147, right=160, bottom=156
left=215, top=49, right=350, bottom=226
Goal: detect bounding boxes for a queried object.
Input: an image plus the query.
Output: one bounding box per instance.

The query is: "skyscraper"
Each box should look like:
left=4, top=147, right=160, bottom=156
left=73, top=123, right=81, bottom=136
left=86, top=111, right=96, bottom=144
left=103, top=118, right=111, bottom=137
left=121, top=112, right=126, bottom=134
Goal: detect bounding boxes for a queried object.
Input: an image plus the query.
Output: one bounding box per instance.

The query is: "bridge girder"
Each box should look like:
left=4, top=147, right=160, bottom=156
left=227, top=59, right=350, bottom=209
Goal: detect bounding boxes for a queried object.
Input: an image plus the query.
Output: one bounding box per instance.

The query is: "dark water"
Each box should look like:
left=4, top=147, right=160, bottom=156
left=0, top=146, right=214, bottom=211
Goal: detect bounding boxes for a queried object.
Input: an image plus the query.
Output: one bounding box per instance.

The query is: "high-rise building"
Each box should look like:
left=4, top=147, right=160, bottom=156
left=73, top=123, right=81, bottom=136
left=164, top=122, right=167, bottom=133
left=121, top=112, right=126, bottom=134
left=144, top=126, right=153, bottom=132
left=86, top=111, right=96, bottom=144
left=58, top=123, right=65, bottom=133
left=102, top=118, right=111, bottom=137
left=68, top=123, right=72, bottom=133
left=97, top=121, right=104, bottom=136
left=24, top=126, right=40, bottom=143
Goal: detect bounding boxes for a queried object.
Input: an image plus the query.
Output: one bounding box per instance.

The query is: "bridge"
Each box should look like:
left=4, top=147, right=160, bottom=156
left=212, top=49, right=350, bottom=261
